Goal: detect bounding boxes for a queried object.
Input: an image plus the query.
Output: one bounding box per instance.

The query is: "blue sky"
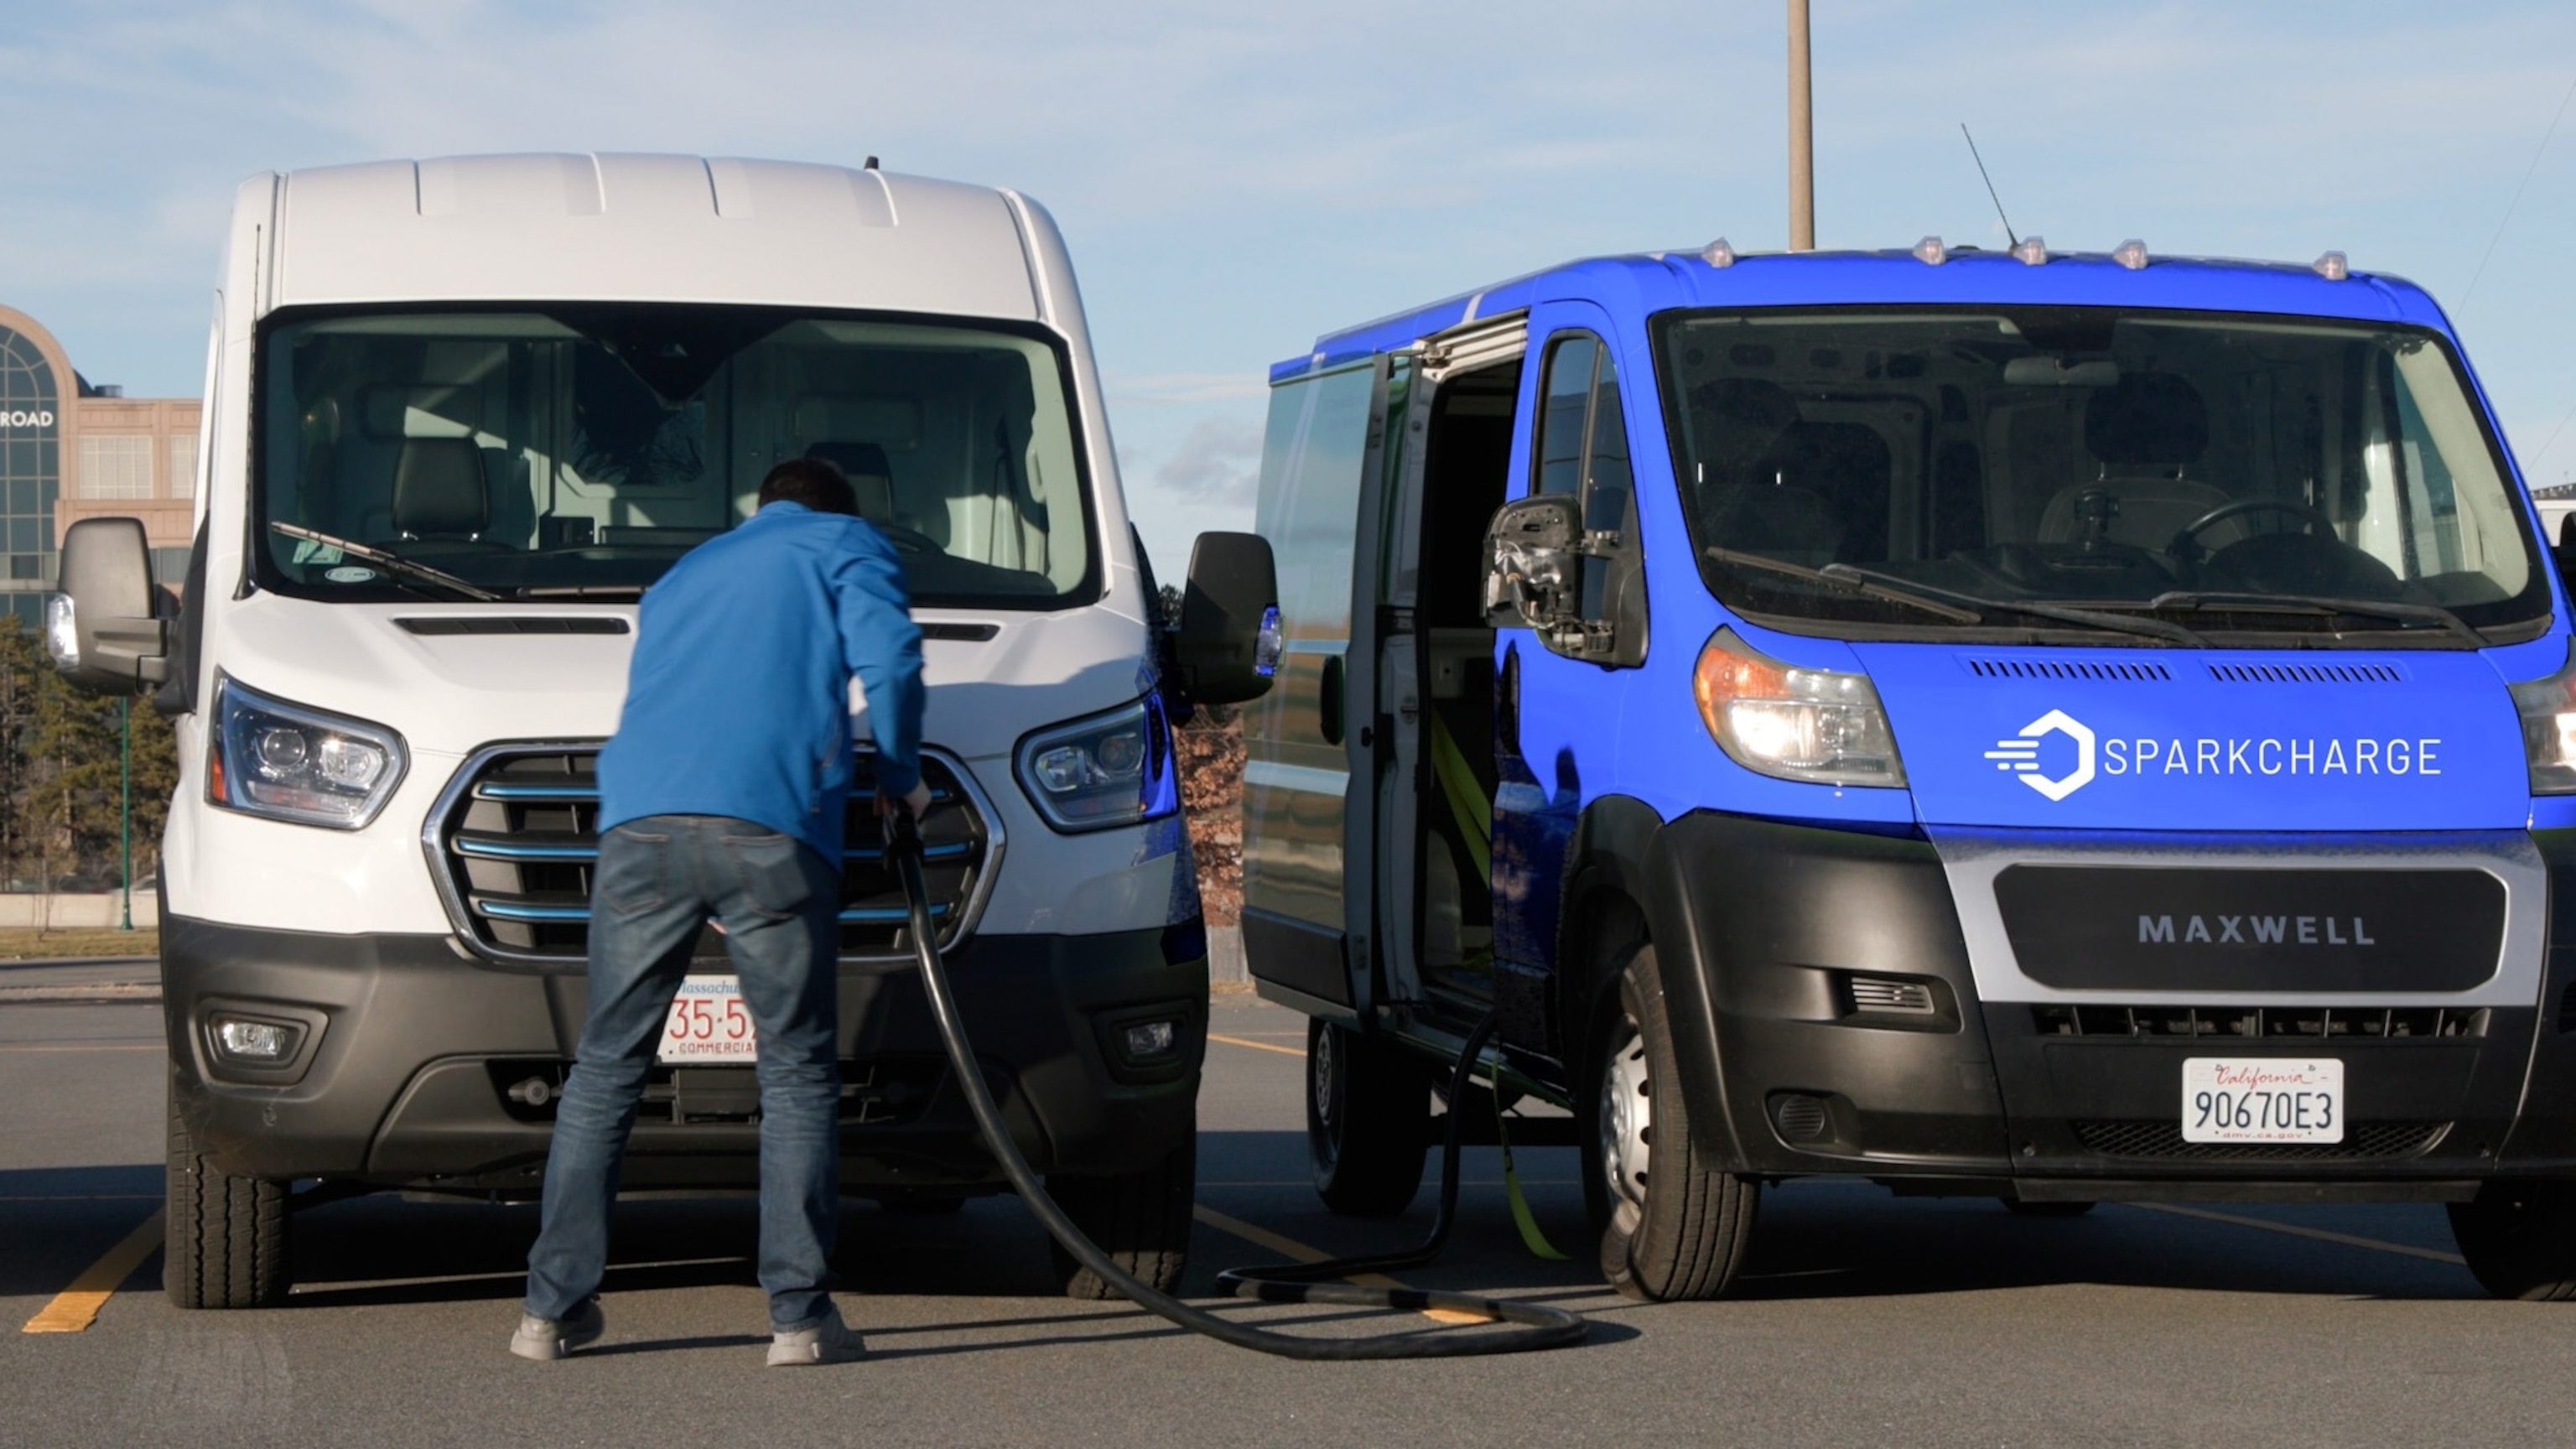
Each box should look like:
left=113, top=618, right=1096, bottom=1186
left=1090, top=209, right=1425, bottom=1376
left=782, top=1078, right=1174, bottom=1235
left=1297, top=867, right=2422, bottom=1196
left=4, top=1, right=2573, bottom=576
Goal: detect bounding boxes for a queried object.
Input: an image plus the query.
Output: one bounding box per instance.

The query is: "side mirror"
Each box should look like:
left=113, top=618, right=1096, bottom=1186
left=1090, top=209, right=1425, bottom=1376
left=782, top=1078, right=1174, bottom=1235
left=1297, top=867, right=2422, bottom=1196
left=1483, top=492, right=1583, bottom=631
left=1173, top=531, right=1279, bottom=706
left=46, top=517, right=168, bottom=693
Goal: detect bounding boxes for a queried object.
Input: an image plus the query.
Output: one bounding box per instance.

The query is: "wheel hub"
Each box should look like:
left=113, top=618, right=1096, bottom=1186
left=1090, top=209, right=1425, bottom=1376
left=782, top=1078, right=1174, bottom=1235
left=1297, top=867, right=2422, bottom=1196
left=1598, top=1016, right=1651, bottom=1231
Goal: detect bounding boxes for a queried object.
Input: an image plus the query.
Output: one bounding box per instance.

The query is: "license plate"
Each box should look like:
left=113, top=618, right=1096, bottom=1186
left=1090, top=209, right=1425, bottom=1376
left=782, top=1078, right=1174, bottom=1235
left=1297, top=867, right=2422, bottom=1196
left=2182, top=1057, right=2343, bottom=1143
left=659, top=974, right=758, bottom=1063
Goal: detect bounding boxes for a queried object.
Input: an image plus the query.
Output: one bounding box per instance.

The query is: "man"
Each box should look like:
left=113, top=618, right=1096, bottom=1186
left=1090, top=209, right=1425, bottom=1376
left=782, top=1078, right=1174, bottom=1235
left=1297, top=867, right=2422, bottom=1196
left=512, top=457, right=927, bottom=1366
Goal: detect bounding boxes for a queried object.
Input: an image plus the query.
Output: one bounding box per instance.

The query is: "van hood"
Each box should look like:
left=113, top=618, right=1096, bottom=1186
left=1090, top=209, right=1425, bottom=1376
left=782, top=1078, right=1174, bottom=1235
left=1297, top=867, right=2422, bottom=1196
left=1854, top=644, right=2531, bottom=832
left=208, top=595, right=1149, bottom=761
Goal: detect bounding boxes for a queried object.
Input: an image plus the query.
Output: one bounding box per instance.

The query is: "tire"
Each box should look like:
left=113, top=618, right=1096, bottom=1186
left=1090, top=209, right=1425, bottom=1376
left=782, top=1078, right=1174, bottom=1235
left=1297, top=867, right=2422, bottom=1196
left=1046, top=1138, right=1196, bottom=1301
left=164, top=1078, right=289, bottom=1309
left=2449, top=1181, right=2576, bottom=1300
left=1306, top=1018, right=1432, bottom=1217
left=1581, top=939, right=1759, bottom=1302
left=2004, top=1200, right=2097, bottom=1218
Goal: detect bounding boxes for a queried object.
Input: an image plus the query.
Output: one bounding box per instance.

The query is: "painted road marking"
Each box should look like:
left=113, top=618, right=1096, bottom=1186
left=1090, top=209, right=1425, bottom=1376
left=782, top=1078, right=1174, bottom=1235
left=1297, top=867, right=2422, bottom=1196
left=1206, top=1032, right=1304, bottom=1058
left=23, top=1208, right=164, bottom=1333
left=2132, top=1202, right=2468, bottom=1266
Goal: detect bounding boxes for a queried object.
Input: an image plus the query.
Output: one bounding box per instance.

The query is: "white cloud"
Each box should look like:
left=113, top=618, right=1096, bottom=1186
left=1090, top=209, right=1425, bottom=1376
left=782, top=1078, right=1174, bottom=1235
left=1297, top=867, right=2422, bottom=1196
left=1152, top=416, right=1265, bottom=506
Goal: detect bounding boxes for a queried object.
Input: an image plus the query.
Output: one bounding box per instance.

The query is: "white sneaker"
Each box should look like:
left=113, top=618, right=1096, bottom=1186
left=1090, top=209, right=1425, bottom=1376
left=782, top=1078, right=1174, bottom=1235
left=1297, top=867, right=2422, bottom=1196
left=510, top=1298, right=605, bottom=1361
left=766, top=1305, right=865, bottom=1366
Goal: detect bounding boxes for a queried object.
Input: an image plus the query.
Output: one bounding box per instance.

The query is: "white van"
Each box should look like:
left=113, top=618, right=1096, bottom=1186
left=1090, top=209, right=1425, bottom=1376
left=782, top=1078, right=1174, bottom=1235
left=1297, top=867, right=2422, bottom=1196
left=46, top=153, right=1275, bottom=1308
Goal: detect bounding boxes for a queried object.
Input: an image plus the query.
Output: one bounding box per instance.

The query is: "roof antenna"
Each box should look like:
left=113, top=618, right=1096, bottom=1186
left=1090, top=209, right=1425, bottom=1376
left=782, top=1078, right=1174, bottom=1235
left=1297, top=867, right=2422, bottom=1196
left=1960, top=122, right=2016, bottom=248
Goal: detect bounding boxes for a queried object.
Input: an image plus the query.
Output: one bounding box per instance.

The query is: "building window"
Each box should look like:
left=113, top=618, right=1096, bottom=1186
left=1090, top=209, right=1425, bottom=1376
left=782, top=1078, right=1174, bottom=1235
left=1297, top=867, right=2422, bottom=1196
left=168, top=433, right=198, bottom=500
left=78, top=434, right=154, bottom=499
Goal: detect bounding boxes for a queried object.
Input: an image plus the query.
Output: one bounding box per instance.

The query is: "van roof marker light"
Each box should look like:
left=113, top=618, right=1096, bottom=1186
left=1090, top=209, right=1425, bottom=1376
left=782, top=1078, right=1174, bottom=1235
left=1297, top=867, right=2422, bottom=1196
left=2113, top=239, right=2150, bottom=270
left=1701, top=237, right=1737, bottom=268
left=1913, top=236, right=1948, bottom=266
left=2012, top=236, right=2048, bottom=266
left=2314, top=250, right=2350, bottom=281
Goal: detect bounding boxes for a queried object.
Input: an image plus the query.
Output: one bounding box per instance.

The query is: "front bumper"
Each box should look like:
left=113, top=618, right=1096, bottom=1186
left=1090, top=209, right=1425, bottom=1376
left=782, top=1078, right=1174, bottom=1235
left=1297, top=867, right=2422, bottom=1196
left=1640, top=813, right=2576, bottom=1198
left=163, top=915, right=1205, bottom=1191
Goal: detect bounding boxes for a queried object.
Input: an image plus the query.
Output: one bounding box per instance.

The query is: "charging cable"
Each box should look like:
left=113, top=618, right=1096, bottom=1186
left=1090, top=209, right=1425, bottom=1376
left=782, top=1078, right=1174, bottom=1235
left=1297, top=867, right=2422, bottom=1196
left=886, top=809, right=1588, bottom=1358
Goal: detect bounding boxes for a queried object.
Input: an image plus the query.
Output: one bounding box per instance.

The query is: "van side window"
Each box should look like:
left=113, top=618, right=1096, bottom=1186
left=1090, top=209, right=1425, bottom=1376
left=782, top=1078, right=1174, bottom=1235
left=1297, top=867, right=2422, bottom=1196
left=1532, top=330, right=1648, bottom=663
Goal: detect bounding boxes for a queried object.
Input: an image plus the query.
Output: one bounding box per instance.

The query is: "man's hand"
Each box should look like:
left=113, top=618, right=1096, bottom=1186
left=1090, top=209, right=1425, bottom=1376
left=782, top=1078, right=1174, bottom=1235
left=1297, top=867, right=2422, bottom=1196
left=875, top=781, right=934, bottom=820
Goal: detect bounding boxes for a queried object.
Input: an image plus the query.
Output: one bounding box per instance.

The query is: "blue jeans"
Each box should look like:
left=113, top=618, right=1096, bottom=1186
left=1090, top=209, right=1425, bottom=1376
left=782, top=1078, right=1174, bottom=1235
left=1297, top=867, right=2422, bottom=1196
left=524, top=814, right=845, bottom=1330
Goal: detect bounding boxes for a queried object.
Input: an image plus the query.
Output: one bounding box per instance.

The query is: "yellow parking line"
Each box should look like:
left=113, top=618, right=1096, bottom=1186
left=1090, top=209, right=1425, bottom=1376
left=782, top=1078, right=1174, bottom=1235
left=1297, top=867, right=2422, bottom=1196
left=1189, top=1204, right=1404, bottom=1289
left=1207, top=1032, right=1305, bottom=1058
left=2132, top=1202, right=2468, bottom=1266
left=22, top=1208, right=164, bottom=1333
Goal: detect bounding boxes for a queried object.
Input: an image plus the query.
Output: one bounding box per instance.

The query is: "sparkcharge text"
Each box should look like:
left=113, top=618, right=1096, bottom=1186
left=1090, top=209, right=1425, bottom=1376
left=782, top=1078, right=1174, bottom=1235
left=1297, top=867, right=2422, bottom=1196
left=2101, top=736, right=2441, bottom=777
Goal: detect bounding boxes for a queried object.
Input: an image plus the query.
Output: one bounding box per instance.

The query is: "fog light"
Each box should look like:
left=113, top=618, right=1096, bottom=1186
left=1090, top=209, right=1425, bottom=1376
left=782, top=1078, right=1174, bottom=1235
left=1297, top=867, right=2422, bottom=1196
left=210, top=1015, right=296, bottom=1062
left=1123, top=1020, right=1178, bottom=1060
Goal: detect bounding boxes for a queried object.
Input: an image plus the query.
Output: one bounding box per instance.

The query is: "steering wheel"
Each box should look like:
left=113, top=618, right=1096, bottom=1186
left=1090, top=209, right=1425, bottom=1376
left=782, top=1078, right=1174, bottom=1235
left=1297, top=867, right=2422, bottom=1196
left=2168, top=498, right=2337, bottom=562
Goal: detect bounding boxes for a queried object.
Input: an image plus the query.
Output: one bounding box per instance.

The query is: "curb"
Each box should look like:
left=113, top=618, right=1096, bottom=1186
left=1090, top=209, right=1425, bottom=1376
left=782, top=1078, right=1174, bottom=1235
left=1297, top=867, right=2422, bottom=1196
left=0, top=984, right=163, bottom=1005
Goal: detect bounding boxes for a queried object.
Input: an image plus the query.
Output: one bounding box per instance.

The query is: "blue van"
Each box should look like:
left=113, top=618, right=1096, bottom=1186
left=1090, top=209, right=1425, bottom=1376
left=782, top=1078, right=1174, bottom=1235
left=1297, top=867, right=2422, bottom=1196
left=1236, top=237, right=2576, bottom=1301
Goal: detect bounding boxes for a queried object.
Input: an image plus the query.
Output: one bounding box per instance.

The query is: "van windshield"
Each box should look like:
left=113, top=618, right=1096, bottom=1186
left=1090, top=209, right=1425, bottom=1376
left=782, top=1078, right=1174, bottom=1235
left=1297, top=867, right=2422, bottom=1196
left=1652, top=307, right=2548, bottom=642
left=255, top=308, right=1095, bottom=606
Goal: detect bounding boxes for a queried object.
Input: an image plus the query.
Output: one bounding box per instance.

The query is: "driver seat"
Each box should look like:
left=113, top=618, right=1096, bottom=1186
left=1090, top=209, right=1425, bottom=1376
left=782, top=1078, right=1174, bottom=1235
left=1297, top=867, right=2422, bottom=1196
left=2034, top=372, right=2241, bottom=552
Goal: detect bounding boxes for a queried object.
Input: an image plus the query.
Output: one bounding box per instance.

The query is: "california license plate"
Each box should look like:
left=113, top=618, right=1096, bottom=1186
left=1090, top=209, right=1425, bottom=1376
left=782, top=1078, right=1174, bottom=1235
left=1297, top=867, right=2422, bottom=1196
left=2182, top=1058, right=2343, bottom=1143
left=659, top=974, right=758, bottom=1063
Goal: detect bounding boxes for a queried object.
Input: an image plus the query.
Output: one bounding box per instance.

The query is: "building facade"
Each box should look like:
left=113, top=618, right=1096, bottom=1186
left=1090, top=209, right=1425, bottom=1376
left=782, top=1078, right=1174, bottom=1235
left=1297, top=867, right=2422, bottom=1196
left=0, top=304, right=200, bottom=630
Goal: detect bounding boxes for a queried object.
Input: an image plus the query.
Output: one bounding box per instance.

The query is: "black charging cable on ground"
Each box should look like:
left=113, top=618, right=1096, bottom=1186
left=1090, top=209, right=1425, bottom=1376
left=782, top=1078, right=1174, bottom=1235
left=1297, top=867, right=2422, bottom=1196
left=886, top=810, right=1587, bottom=1358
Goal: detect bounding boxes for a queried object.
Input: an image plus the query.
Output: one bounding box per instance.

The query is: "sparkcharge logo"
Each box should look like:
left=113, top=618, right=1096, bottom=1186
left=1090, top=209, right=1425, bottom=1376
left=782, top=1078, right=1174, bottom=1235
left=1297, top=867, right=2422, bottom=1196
left=1985, top=709, right=2440, bottom=802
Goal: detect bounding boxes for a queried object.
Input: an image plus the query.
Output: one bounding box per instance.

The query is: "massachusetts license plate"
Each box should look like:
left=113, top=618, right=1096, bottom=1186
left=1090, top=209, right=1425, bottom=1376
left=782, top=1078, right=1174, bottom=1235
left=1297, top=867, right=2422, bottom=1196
left=2182, top=1058, right=2343, bottom=1143
left=659, top=974, right=757, bottom=1063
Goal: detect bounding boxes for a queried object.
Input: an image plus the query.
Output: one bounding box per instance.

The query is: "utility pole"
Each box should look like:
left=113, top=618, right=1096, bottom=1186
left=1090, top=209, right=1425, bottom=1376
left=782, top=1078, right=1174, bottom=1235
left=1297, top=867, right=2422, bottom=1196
left=1788, top=0, right=1815, bottom=251
left=118, top=695, right=131, bottom=932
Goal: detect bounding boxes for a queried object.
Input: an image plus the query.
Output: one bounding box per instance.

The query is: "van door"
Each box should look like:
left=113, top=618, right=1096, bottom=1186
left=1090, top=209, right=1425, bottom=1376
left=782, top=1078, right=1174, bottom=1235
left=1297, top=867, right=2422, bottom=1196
left=1490, top=306, right=1649, bottom=1024
left=1374, top=321, right=1528, bottom=1027
left=1242, top=355, right=1407, bottom=1019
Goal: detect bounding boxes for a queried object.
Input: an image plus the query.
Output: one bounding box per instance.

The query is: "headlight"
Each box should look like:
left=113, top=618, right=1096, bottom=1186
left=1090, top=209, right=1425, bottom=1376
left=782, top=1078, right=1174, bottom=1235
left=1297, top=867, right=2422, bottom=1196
left=209, top=675, right=408, bottom=828
left=2511, top=639, right=2576, bottom=795
left=1692, top=628, right=1905, bottom=787
left=1015, top=696, right=1179, bottom=832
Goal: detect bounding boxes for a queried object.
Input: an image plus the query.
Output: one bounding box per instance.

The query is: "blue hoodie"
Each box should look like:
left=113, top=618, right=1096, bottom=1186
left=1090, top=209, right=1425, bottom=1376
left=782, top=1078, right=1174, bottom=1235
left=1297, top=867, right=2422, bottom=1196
left=597, top=501, right=924, bottom=863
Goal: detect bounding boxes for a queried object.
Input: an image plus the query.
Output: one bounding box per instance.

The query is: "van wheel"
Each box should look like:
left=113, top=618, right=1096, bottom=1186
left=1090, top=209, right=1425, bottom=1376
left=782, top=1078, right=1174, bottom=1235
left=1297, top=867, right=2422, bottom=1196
left=164, top=1081, right=289, bottom=1309
left=1046, top=1139, right=1195, bottom=1300
left=1306, top=1019, right=1431, bottom=1216
left=2449, top=1181, right=2576, bottom=1300
left=1581, top=940, right=1758, bottom=1301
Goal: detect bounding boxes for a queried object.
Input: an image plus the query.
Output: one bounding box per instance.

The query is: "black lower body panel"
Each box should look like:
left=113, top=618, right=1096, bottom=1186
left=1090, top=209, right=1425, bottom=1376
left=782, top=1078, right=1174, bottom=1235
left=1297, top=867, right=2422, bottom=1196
left=162, top=915, right=1204, bottom=1190
left=1640, top=811, right=2573, bottom=1201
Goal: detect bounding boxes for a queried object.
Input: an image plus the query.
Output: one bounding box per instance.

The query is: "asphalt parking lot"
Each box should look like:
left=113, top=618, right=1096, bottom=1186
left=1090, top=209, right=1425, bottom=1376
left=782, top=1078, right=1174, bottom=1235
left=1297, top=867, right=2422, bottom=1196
left=7, top=982, right=2575, bottom=1448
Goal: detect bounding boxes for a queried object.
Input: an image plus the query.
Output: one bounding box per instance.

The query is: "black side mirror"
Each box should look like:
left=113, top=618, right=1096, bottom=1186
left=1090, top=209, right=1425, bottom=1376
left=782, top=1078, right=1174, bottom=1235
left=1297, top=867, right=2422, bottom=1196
left=1173, top=531, right=1278, bottom=706
left=1483, top=492, right=1583, bottom=631
left=47, top=517, right=168, bottom=693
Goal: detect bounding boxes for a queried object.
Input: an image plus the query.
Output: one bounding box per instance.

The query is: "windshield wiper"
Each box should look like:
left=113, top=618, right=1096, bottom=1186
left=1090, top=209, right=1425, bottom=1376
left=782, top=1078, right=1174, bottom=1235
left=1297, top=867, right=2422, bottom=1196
left=1705, top=547, right=1982, bottom=623
left=1815, top=561, right=2210, bottom=646
left=2140, top=590, right=2488, bottom=647
left=268, top=522, right=502, bottom=602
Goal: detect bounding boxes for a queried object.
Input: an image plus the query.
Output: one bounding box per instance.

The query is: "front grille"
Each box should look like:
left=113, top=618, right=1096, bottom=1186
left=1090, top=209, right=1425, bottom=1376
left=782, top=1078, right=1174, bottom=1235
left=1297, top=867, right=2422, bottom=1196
left=429, top=745, right=995, bottom=963
left=486, top=1057, right=945, bottom=1125
left=2072, top=1119, right=2449, bottom=1162
left=2032, top=1005, right=2489, bottom=1040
